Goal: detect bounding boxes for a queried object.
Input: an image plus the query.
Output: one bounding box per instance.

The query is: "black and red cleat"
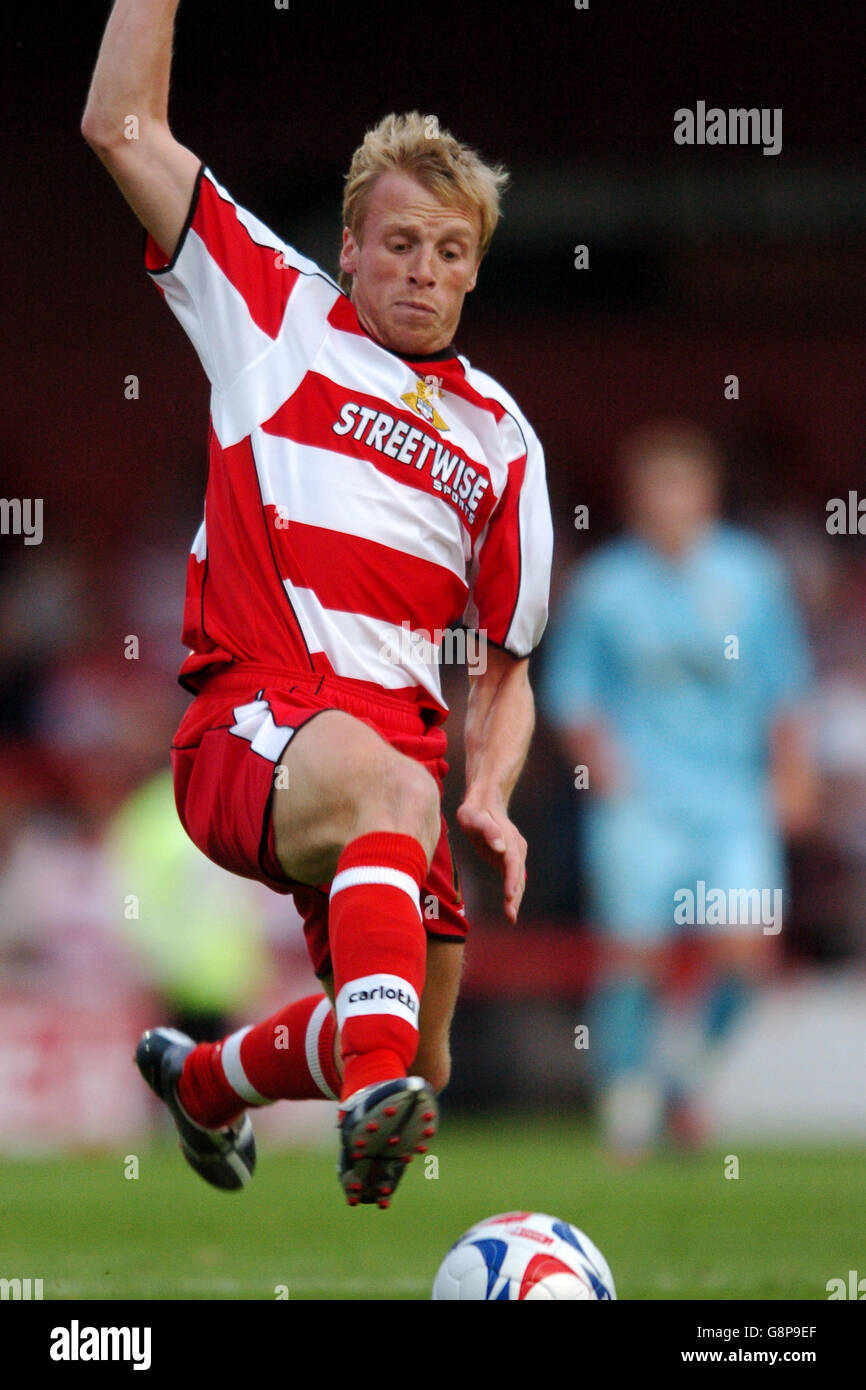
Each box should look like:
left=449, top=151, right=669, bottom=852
left=337, top=1076, right=438, bottom=1208
left=135, top=1027, right=255, bottom=1192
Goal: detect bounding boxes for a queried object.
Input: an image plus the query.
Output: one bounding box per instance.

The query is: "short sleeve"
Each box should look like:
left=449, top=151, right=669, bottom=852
left=540, top=562, right=609, bottom=729
left=462, top=414, right=553, bottom=657
left=145, top=164, right=337, bottom=400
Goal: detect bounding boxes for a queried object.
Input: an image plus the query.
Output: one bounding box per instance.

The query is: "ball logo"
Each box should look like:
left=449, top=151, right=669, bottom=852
left=508, top=1227, right=554, bottom=1245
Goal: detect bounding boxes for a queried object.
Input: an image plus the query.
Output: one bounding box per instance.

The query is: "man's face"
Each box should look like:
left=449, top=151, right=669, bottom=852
left=339, top=171, right=481, bottom=355
left=626, top=452, right=719, bottom=555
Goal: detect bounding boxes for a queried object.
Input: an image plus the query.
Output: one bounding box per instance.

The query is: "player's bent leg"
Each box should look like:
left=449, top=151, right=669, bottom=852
left=137, top=996, right=343, bottom=1194
left=176, top=994, right=342, bottom=1127
left=271, top=709, right=448, bottom=1205
left=274, top=710, right=440, bottom=1089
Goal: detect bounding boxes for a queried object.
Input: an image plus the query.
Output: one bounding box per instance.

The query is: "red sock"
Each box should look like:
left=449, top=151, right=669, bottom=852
left=329, top=831, right=428, bottom=1102
left=177, top=994, right=340, bottom=1128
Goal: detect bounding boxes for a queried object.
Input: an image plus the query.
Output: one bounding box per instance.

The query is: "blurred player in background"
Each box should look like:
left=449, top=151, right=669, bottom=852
left=543, top=420, right=817, bottom=1155
left=82, top=1, right=552, bottom=1207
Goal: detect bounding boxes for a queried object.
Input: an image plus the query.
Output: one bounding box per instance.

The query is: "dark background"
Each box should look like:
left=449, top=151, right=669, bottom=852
left=5, top=1, right=866, bottom=545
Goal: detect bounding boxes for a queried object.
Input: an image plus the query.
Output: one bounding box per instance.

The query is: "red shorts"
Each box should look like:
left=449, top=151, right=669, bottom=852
left=171, top=664, right=468, bottom=977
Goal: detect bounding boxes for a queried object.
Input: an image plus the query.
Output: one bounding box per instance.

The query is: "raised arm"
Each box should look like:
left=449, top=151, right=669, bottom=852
left=456, top=645, right=535, bottom=924
left=81, top=0, right=200, bottom=259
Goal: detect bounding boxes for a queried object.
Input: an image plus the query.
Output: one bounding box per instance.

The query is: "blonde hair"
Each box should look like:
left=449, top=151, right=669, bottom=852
left=339, top=111, right=509, bottom=292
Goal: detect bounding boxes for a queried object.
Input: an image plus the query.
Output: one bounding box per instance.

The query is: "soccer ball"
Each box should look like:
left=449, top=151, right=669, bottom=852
left=432, top=1211, right=616, bottom=1300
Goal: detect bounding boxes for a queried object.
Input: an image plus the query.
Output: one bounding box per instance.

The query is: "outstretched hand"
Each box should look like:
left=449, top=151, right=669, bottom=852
left=456, top=793, right=527, bottom=924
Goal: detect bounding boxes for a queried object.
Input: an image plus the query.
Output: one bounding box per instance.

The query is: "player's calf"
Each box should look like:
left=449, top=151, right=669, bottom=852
left=329, top=829, right=429, bottom=1100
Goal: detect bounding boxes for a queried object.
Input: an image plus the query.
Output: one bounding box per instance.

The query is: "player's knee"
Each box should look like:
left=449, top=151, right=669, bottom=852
left=375, top=756, right=440, bottom=863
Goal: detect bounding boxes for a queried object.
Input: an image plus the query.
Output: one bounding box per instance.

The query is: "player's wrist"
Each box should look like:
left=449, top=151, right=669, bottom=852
left=460, top=781, right=510, bottom=818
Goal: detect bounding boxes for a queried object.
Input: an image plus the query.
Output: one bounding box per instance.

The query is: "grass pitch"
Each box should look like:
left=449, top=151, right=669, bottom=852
left=0, top=1115, right=860, bottom=1300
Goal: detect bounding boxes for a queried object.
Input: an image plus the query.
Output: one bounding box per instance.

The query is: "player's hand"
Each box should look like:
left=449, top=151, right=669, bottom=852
left=456, top=793, right=527, bottom=924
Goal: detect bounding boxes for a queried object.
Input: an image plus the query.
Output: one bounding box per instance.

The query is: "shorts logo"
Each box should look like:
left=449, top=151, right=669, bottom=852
left=336, top=974, right=420, bottom=1031
left=229, top=698, right=294, bottom=764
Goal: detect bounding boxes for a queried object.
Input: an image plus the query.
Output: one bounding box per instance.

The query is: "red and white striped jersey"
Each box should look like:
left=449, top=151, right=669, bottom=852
left=146, top=165, right=553, bottom=720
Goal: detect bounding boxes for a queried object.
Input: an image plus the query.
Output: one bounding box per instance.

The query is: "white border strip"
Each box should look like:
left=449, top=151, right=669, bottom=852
left=329, top=865, right=421, bottom=920
left=305, top=996, right=339, bottom=1101
left=220, top=1026, right=273, bottom=1106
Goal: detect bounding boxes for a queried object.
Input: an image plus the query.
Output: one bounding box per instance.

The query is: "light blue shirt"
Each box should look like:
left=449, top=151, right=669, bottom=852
left=541, top=524, right=812, bottom=824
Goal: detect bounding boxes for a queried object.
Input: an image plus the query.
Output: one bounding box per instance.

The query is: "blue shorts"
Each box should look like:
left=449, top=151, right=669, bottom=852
left=583, top=797, right=785, bottom=943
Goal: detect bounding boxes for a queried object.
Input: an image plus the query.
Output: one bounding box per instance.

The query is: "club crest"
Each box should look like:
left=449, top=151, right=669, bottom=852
left=401, top=375, right=449, bottom=431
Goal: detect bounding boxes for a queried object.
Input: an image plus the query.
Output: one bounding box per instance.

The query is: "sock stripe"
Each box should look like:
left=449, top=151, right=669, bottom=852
left=329, top=865, right=422, bottom=919
left=221, top=1026, right=273, bottom=1107
left=304, top=996, right=339, bottom=1101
